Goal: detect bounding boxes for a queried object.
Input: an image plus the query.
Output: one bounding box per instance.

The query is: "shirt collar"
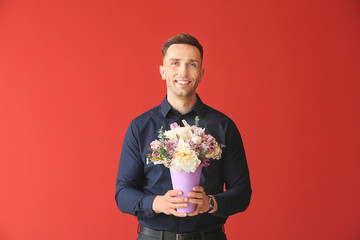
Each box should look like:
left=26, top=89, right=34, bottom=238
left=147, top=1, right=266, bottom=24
left=160, top=94, right=206, bottom=118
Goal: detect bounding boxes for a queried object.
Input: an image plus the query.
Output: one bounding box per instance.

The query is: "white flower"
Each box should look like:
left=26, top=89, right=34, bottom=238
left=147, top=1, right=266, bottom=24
left=191, top=136, right=202, bottom=145
left=175, top=127, right=193, bottom=141
left=164, top=130, right=178, bottom=141
left=171, top=138, right=201, bottom=173
left=193, top=127, right=205, bottom=137
left=182, top=119, right=191, bottom=128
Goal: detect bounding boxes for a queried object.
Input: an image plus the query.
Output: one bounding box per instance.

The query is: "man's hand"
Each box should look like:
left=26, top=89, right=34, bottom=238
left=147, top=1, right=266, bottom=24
left=152, top=190, right=188, bottom=217
left=187, top=186, right=217, bottom=217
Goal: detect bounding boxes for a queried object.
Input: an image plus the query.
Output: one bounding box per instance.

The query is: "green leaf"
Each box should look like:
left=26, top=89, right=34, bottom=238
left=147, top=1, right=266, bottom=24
left=157, top=126, right=168, bottom=142
left=195, top=116, right=200, bottom=126
left=199, top=149, right=207, bottom=159
left=158, top=146, right=170, bottom=158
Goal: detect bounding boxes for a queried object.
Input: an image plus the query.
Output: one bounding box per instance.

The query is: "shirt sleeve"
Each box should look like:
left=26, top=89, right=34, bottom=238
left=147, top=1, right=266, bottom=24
left=211, top=121, right=252, bottom=218
left=115, top=120, right=157, bottom=218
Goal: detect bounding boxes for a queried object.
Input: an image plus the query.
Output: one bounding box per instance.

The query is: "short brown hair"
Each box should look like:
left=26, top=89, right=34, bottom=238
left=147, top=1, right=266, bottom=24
left=162, top=33, right=203, bottom=61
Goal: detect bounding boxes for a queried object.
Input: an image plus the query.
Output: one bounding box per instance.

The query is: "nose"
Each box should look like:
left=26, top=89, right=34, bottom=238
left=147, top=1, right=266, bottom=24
left=178, top=63, right=188, bottom=77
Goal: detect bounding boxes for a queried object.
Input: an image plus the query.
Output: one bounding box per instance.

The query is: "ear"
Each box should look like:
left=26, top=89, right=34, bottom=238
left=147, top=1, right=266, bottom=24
left=199, top=68, right=205, bottom=82
left=159, top=65, right=166, bottom=80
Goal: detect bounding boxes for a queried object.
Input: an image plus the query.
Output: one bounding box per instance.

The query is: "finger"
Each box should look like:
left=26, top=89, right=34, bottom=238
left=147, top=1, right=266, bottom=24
left=192, top=186, right=204, bottom=192
left=188, top=198, right=204, bottom=205
left=188, top=192, right=203, bottom=198
left=171, top=209, right=187, bottom=217
left=187, top=210, right=200, bottom=217
left=169, top=202, right=189, bottom=209
left=166, top=196, right=188, bottom=204
left=167, top=190, right=183, bottom=197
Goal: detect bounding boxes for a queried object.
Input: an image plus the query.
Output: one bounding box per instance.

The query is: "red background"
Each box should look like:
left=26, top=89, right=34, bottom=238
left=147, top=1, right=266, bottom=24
left=1, top=0, right=359, bottom=239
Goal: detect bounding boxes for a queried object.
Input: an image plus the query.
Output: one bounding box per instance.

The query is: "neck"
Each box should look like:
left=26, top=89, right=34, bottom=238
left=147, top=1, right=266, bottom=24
left=167, top=94, right=197, bottom=115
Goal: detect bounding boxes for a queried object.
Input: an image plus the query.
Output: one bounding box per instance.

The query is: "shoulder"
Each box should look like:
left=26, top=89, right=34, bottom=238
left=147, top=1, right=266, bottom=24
left=197, top=102, right=241, bottom=145
left=201, top=104, right=245, bottom=148
left=202, top=103, right=236, bottom=126
left=126, top=104, right=164, bottom=137
left=131, top=104, right=161, bottom=124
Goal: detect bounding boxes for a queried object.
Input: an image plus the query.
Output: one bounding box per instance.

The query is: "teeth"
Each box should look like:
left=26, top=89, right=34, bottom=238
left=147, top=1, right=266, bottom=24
left=177, top=81, right=188, bottom=84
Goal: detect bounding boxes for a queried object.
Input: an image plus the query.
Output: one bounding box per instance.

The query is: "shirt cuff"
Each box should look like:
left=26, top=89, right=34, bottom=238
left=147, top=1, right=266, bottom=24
left=209, top=194, right=227, bottom=219
left=139, top=195, right=157, bottom=218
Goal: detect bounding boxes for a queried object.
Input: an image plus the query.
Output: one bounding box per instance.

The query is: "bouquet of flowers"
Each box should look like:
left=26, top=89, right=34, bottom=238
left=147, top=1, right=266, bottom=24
left=147, top=117, right=224, bottom=173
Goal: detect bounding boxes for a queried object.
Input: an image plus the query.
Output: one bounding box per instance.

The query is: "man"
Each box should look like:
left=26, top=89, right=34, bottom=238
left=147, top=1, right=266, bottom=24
left=115, top=33, right=252, bottom=240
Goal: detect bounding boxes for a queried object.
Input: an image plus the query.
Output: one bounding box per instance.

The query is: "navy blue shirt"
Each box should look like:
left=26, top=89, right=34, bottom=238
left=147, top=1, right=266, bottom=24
left=115, top=95, right=251, bottom=233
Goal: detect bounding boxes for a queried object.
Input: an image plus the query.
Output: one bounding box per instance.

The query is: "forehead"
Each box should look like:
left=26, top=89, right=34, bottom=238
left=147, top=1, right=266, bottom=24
left=164, top=44, right=201, bottom=62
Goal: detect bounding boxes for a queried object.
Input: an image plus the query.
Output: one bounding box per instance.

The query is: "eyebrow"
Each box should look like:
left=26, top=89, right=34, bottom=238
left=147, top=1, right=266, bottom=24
left=168, top=58, right=200, bottom=63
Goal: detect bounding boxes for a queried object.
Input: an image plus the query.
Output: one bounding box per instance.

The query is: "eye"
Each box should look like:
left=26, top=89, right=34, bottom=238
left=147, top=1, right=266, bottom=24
left=189, top=63, right=197, bottom=67
left=171, top=62, right=179, bottom=66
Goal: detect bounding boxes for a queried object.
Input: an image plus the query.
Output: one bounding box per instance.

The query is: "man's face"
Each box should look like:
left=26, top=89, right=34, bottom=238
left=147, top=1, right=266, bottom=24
left=160, top=44, right=204, bottom=100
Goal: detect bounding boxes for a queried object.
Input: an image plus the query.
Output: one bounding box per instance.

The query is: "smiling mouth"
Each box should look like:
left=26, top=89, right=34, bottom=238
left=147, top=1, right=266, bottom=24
left=175, top=80, right=191, bottom=85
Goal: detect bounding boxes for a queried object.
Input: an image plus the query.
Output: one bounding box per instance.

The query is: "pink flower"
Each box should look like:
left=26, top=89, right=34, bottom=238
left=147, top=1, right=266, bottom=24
left=170, top=122, right=179, bottom=130
left=150, top=140, right=162, bottom=150
left=199, top=142, right=207, bottom=150
left=193, top=127, right=205, bottom=137
left=206, top=135, right=214, bottom=142
left=147, top=119, right=224, bottom=171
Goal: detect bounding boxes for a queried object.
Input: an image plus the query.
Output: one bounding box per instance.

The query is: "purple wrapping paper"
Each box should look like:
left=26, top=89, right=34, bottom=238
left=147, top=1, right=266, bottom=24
left=170, top=166, right=202, bottom=213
